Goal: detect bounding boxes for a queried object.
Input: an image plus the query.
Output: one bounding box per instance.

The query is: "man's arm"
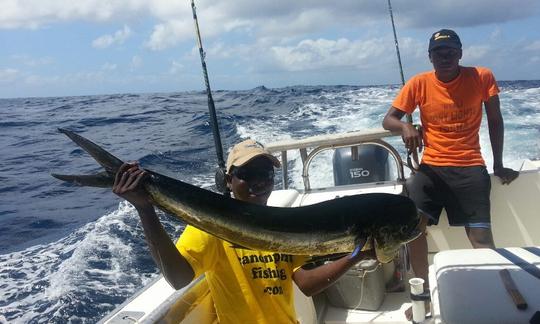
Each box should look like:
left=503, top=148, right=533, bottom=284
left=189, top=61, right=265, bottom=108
left=484, top=95, right=519, bottom=185
left=382, top=107, right=423, bottom=153
left=113, top=163, right=195, bottom=289
left=292, top=245, right=376, bottom=296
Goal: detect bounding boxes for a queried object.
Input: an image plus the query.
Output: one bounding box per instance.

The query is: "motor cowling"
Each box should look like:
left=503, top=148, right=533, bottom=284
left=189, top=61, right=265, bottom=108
left=332, top=145, right=390, bottom=185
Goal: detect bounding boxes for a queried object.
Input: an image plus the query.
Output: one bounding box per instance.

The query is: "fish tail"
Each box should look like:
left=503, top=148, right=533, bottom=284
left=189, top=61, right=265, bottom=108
left=51, top=128, right=124, bottom=188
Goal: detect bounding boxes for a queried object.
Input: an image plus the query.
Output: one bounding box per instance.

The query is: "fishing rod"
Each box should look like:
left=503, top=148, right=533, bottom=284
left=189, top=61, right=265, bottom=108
left=190, top=0, right=229, bottom=195
left=387, top=0, right=419, bottom=172
left=386, top=0, right=418, bottom=296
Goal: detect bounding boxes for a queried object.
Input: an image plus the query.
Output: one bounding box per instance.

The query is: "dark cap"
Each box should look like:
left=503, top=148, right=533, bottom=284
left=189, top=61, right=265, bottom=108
left=429, top=29, right=462, bottom=51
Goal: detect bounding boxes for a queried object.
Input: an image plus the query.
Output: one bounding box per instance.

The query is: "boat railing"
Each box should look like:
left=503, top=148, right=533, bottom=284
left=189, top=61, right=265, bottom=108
left=100, top=275, right=215, bottom=324
left=265, top=128, right=405, bottom=191
left=149, top=275, right=215, bottom=323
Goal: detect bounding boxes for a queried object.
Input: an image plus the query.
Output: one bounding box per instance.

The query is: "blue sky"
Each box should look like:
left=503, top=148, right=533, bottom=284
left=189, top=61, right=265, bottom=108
left=1, top=0, right=539, bottom=98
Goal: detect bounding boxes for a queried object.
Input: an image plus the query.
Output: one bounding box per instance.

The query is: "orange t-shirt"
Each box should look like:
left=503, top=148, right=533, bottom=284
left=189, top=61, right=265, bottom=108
left=392, top=66, right=499, bottom=166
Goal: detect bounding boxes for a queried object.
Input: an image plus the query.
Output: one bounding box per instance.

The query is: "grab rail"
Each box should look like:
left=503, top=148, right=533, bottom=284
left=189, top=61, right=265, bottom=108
left=265, top=129, right=404, bottom=191
left=301, top=139, right=405, bottom=191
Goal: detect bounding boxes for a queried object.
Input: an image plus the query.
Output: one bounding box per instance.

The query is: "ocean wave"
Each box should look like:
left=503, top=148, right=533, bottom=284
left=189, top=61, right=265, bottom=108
left=0, top=83, right=539, bottom=322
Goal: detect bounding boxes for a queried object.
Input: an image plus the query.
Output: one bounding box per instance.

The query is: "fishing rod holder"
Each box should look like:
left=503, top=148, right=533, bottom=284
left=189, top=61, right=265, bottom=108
left=409, top=277, right=431, bottom=323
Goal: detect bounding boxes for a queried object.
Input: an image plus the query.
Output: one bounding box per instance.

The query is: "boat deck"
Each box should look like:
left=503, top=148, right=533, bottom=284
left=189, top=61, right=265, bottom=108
left=323, top=293, right=411, bottom=324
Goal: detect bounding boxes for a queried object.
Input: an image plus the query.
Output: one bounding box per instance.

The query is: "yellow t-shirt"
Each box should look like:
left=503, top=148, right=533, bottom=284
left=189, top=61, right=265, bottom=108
left=392, top=66, right=500, bottom=166
left=176, top=225, right=308, bottom=324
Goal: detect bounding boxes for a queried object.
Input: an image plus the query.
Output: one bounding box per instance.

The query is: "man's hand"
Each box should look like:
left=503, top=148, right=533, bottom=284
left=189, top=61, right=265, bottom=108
left=113, top=162, right=151, bottom=209
left=348, top=239, right=377, bottom=262
left=382, top=107, right=423, bottom=154
left=401, top=123, right=423, bottom=154
left=494, top=167, right=519, bottom=185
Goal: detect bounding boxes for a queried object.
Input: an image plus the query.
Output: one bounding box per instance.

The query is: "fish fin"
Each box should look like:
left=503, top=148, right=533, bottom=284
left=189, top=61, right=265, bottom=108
left=58, top=128, right=124, bottom=173
left=51, top=171, right=113, bottom=188
left=52, top=129, right=125, bottom=188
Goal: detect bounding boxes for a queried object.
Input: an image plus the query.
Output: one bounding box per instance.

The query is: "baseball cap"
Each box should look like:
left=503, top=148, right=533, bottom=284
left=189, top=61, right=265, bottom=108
left=226, top=139, right=280, bottom=173
left=429, top=29, right=462, bottom=51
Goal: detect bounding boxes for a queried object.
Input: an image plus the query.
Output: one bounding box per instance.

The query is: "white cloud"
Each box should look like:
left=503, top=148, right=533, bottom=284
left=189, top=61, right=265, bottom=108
left=11, top=54, right=54, bottom=67
left=24, top=74, right=61, bottom=85
left=22, top=70, right=109, bottom=87
left=145, top=20, right=193, bottom=51
left=130, top=55, right=142, bottom=70
left=395, top=0, right=540, bottom=28
left=269, top=38, right=391, bottom=72
left=1, top=0, right=539, bottom=96
left=201, top=35, right=426, bottom=76
left=0, top=1, right=143, bottom=29
left=101, top=62, right=117, bottom=71
left=0, top=68, right=19, bottom=83
left=258, top=9, right=336, bottom=37
left=2, top=1, right=538, bottom=48
left=464, top=45, right=491, bottom=61
left=92, top=25, right=131, bottom=49
left=524, top=40, right=540, bottom=51
left=490, top=27, right=502, bottom=41
left=169, top=60, right=184, bottom=74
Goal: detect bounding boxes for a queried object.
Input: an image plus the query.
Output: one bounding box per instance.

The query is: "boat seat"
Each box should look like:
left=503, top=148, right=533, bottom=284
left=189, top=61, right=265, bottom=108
left=268, top=189, right=300, bottom=207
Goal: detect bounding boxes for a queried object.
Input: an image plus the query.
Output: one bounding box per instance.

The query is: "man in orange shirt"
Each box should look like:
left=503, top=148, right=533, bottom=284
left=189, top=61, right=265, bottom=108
left=382, top=29, right=519, bottom=319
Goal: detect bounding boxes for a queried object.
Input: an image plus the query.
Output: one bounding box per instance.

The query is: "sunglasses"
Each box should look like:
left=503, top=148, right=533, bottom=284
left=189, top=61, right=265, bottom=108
left=231, top=168, right=274, bottom=182
left=430, top=48, right=460, bottom=59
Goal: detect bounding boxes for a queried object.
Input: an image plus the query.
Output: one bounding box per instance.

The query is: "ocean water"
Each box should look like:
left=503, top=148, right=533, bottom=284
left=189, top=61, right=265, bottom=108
left=1, top=82, right=539, bottom=323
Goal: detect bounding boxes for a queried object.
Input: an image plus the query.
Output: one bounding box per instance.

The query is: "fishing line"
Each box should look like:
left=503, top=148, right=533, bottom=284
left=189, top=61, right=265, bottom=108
left=189, top=0, right=229, bottom=195
left=387, top=0, right=414, bottom=278
left=387, top=0, right=420, bottom=173
left=352, top=262, right=381, bottom=312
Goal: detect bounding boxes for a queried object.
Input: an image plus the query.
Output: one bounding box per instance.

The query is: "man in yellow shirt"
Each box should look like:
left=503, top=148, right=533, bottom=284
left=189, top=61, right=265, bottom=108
left=113, top=139, right=375, bottom=323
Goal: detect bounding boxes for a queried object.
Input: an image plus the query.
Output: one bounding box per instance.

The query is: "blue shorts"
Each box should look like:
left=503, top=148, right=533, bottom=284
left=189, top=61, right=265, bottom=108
left=405, top=164, right=491, bottom=228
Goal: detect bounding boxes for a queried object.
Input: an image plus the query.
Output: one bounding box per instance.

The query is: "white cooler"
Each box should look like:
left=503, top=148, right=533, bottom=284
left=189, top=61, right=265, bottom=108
left=324, top=259, right=385, bottom=311
left=429, top=247, right=540, bottom=324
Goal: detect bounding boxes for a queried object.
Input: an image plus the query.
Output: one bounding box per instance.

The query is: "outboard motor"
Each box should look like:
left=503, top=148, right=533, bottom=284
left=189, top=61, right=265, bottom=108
left=332, top=144, right=390, bottom=185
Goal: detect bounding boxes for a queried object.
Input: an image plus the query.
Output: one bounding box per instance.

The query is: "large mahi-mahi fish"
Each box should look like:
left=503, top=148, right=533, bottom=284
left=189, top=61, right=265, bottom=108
left=52, top=129, right=420, bottom=263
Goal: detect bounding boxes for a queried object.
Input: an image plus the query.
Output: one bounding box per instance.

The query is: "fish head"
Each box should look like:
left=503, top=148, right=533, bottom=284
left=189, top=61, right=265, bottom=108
left=372, top=206, right=422, bottom=263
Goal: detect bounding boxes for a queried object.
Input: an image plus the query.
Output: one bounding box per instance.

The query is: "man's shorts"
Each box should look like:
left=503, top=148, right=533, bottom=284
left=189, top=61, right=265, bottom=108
left=405, top=164, right=492, bottom=227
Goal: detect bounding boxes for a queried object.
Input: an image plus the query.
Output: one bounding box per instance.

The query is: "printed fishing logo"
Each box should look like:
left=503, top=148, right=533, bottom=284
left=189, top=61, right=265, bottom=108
left=433, top=32, right=451, bottom=41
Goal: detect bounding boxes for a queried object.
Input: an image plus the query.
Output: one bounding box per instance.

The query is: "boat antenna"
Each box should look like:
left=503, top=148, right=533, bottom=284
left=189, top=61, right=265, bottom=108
left=387, top=0, right=419, bottom=172
left=190, top=0, right=229, bottom=195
